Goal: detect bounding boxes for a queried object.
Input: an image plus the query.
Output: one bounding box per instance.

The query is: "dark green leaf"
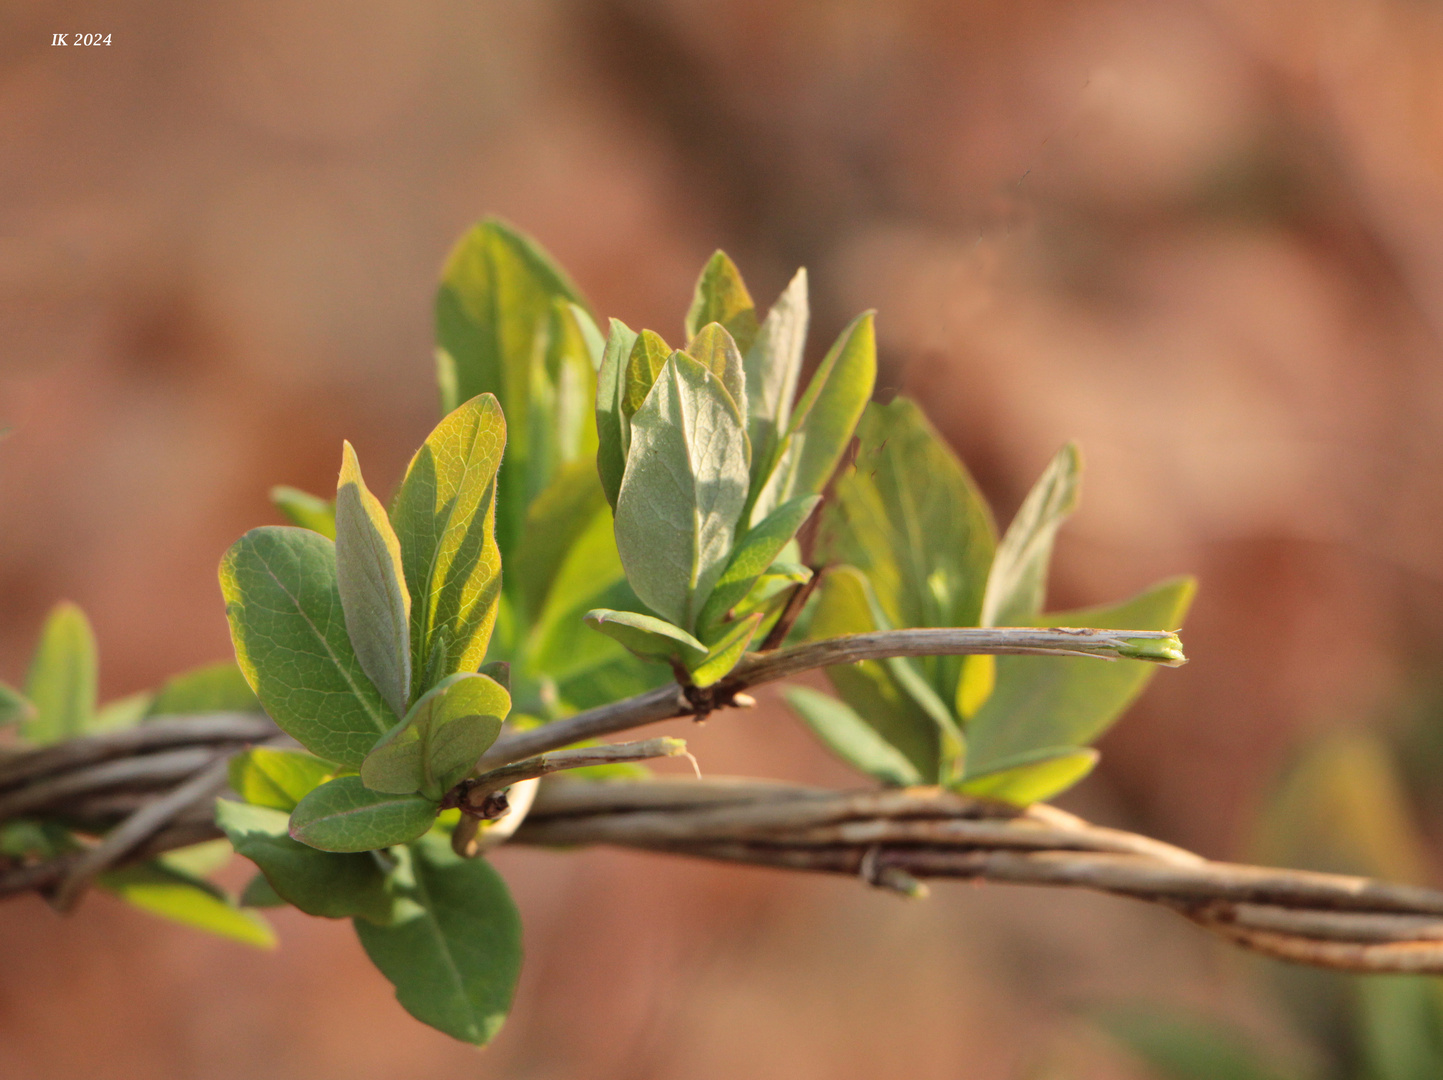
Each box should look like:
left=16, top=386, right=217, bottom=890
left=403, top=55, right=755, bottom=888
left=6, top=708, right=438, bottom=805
left=684, top=250, right=759, bottom=354
left=614, top=353, right=750, bottom=629
left=220, top=527, right=392, bottom=766
left=98, top=861, right=276, bottom=949
left=228, top=747, right=336, bottom=811
left=697, top=495, right=820, bottom=642
left=270, top=486, right=336, bottom=539
left=289, top=775, right=439, bottom=853
left=147, top=662, right=260, bottom=717
left=390, top=394, right=505, bottom=697
left=362, top=673, right=508, bottom=799
left=240, top=873, right=286, bottom=908
left=584, top=609, right=707, bottom=665
left=965, top=577, right=1196, bottom=773
left=354, top=836, right=522, bottom=1045
left=595, top=318, right=638, bottom=511
left=335, top=441, right=412, bottom=719
left=956, top=746, right=1098, bottom=805
left=785, top=686, right=922, bottom=787
left=216, top=799, right=395, bottom=922
left=745, top=268, right=808, bottom=499
left=979, top=442, right=1081, bottom=627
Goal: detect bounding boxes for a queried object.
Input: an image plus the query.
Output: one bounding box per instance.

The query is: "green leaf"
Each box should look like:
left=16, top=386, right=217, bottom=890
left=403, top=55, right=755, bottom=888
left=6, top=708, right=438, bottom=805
left=614, top=353, right=751, bottom=629
left=1099, top=1008, right=1300, bottom=1080
left=220, top=527, right=392, bottom=767
left=964, top=577, right=1196, bottom=774
left=808, top=567, right=942, bottom=781
left=436, top=220, right=588, bottom=574
left=148, top=662, right=261, bottom=717
left=98, top=861, right=276, bottom=949
left=622, top=330, right=673, bottom=420
left=595, top=318, right=638, bottom=511
left=90, top=691, right=153, bottom=733
left=979, top=442, right=1081, bottom=627
left=955, top=654, right=995, bottom=720
left=568, top=301, right=606, bottom=368
left=1356, top=975, right=1443, bottom=1080
left=696, top=495, right=820, bottom=642
left=752, top=311, right=876, bottom=524
left=240, top=873, right=286, bottom=908
left=685, top=250, right=759, bottom=354
left=23, top=601, right=97, bottom=744
left=390, top=394, right=506, bottom=697
left=158, top=839, right=234, bottom=878
left=289, top=775, right=439, bottom=853
left=584, top=609, right=707, bottom=666
left=785, top=686, right=922, bottom=787
left=745, top=268, right=808, bottom=499
left=0, top=682, right=34, bottom=728
left=956, top=746, right=1099, bottom=805
left=216, top=799, right=395, bottom=922
left=335, top=441, right=412, bottom=719
left=512, top=459, right=607, bottom=625
left=685, top=322, right=748, bottom=419
left=270, top=486, right=336, bottom=539
left=687, top=612, right=763, bottom=688
left=362, top=673, right=508, bottom=800
left=228, top=747, right=336, bottom=811
left=354, top=836, right=522, bottom=1045
left=527, top=298, right=601, bottom=503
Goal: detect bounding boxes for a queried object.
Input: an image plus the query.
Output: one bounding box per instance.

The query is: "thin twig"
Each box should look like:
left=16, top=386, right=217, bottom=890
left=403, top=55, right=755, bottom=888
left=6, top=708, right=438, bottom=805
left=0, top=747, right=226, bottom=821
left=480, top=626, right=1180, bottom=768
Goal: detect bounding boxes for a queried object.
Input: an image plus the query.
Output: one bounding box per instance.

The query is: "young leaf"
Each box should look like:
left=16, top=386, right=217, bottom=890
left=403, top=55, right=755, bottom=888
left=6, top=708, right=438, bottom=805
left=335, top=441, right=412, bottom=719
left=23, top=601, right=97, bottom=744
left=270, top=486, right=336, bottom=539
left=595, top=318, right=639, bottom=510
left=220, top=527, right=393, bottom=766
left=361, top=672, right=509, bottom=800
left=979, top=443, right=1081, bottom=627
left=685, top=250, right=759, bottom=354
left=147, top=662, right=261, bottom=717
left=686, top=612, right=763, bottom=688
left=614, top=353, right=751, bottom=629
left=696, top=495, right=820, bottom=642
left=957, top=746, right=1099, bottom=805
left=97, top=862, right=276, bottom=949
left=584, top=609, right=708, bottom=666
left=228, top=747, right=336, bottom=812
left=964, top=577, right=1196, bottom=775
left=567, top=301, right=606, bottom=368
left=435, top=219, right=588, bottom=577
left=752, top=311, right=876, bottom=524
left=745, top=268, right=809, bottom=496
left=622, top=330, right=673, bottom=420
left=216, top=799, right=396, bottom=923
left=0, top=682, right=33, bottom=728
left=784, top=686, right=922, bottom=787
left=807, top=567, right=943, bottom=781
left=354, top=837, right=522, bottom=1045
left=511, top=459, right=607, bottom=625
left=685, top=322, right=748, bottom=419
left=89, top=691, right=153, bottom=733
left=531, top=298, right=602, bottom=495
left=390, top=394, right=505, bottom=697
left=289, top=775, right=439, bottom=853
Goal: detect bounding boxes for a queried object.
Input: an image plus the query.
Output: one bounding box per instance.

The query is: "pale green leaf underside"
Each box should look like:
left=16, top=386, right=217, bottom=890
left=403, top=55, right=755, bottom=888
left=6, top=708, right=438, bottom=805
left=584, top=609, right=707, bottom=665
left=362, top=673, right=508, bottom=799
left=614, top=353, right=751, bottom=629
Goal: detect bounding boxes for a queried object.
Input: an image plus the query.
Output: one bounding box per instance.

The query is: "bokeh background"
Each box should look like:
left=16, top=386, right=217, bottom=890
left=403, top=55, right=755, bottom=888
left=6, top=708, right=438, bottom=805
left=4, top=1, right=1443, bottom=1077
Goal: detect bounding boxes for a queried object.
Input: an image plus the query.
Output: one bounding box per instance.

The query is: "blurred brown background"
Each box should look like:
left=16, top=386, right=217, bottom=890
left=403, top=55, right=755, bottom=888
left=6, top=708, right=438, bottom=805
left=4, top=0, right=1443, bottom=1076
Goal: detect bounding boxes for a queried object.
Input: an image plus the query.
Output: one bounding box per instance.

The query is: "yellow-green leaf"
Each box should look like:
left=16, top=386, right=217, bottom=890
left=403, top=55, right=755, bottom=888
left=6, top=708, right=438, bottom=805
left=23, top=602, right=97, bottom=744
left=684, top=251, right=759, bottom=354
left=270, top=486, right=336, bottom=539
left=98, top=862, right=276, bottom=949
left=229, top=747, right=336, bottom=811
left=957, top=746, right=1099, bottom=805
